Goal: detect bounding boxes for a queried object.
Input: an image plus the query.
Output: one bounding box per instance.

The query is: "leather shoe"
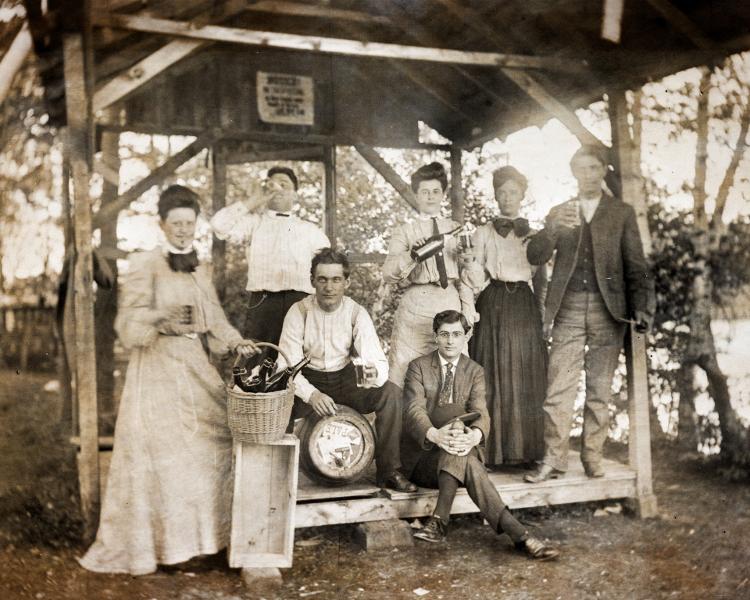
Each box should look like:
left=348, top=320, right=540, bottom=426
left=378, top=471, right=417, bottom=493
left=413, top=515, right=447, bottom=543
left=518, top=536, right=559, bottom=561
left=583, top=463, right=605, bottom=478
left=524, top=464, right=563, bottom=484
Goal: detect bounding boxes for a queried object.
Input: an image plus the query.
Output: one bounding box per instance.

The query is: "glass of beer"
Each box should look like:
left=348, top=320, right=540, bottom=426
left=563, top=199, right=581, bottom=229
left=352, top=357, right=376, bottom=388
left=179, top=305, right=194, bottom=325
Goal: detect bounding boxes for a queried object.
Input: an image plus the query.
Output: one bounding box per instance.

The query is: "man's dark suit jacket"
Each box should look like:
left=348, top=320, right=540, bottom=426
left=400, top=351, right=490, bottom=479
left=526, top=193, right=655, bottom=330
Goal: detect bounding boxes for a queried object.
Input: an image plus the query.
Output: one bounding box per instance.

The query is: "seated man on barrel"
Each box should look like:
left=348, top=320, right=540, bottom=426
left=278, top=247, right=417, bottom=493
left=401, top=309, right=559, bottom=559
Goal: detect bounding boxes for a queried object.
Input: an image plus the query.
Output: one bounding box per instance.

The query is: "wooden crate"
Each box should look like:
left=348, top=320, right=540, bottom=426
left=229, top=435, right=300, bottom=569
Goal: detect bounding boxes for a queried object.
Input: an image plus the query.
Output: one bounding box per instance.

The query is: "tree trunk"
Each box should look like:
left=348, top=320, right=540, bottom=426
left=676, top=364, right=699, bottom=449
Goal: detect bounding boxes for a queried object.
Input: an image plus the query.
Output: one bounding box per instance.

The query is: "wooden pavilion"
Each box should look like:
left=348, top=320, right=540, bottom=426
left=16, top=0, right=750, bottom=541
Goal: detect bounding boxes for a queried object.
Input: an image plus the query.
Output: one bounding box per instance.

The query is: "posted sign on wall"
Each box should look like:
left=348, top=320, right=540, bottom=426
left=257, top=71, right=314, bottom=126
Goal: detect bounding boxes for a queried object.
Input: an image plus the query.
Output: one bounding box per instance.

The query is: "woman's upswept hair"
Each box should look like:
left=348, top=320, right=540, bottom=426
left=157, top=185, right=201, bottom=220
left=411, top=161, right=448, bottom=193
left=492, top=165, right=528, bottom=194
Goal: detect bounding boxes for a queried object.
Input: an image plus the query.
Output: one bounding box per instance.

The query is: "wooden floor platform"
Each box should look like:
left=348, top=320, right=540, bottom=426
left=294, top=452, right=636, bottom=528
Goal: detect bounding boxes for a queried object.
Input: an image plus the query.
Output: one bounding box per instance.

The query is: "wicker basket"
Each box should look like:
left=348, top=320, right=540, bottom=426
left=227, top=342, right=295, bottom=443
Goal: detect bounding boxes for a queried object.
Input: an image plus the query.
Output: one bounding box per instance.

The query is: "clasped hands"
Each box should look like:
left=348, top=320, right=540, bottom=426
left=427, top=422, right=482, bottom=456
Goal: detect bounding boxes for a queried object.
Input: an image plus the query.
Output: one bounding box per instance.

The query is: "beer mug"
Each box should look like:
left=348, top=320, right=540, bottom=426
left=352, top=357, right=377, bottom=388
left=179, top=305, right=194, bottom=325
left=458, top=232, right=473, bottom=251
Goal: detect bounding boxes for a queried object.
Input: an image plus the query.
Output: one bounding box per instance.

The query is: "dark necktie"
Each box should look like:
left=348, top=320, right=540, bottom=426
left=167, top=250, right=199, bottom=273
left=439, top=362, right=454, bottom=406
left=432, top=217, right=449, bottom=289
left=493, top=217, right=530, bottom=238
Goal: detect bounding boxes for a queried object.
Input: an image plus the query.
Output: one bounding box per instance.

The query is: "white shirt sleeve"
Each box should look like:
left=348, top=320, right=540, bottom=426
left=210, top=202, right=260, bottom=243
left=352, top=306, right=389, bottom=387
left=277, top=303, right=318, bottom=403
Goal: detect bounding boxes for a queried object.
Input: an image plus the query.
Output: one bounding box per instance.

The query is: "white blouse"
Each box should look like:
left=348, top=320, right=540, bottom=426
left=463, top=222, right=536, bottom=291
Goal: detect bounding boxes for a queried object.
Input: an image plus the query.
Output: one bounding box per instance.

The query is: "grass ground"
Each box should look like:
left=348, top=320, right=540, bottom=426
left=1, top=368, right=749, bottom=600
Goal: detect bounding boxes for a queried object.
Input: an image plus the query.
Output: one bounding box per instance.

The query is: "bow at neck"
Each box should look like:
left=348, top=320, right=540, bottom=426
left=493, top=217, right=530, bottom=238
left=163, top=243, right=199, bottom=273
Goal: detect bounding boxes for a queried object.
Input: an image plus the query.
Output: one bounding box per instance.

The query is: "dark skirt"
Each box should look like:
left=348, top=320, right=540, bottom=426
left=469, top=280, right=547, bottom=466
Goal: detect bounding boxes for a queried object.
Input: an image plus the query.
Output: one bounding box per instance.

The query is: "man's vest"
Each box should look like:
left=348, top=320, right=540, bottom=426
left=567, top=219, right=600, bottom=294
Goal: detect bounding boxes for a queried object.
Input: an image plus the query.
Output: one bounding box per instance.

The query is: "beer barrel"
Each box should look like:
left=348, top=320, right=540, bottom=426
left=297, top=405, right=375, bottom=486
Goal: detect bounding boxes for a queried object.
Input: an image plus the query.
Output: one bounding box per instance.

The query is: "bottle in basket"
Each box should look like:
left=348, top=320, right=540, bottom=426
left=233, top=358, right=275, bottom=393
left=256, top=358, right=276, bottom=390
left=264, top=355, right=311, bottom=393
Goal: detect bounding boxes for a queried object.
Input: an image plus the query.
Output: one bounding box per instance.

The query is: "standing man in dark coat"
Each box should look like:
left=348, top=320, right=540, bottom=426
left=402, top=310, right=558, bottom=560
left=525, top=145, right=655, bottom=483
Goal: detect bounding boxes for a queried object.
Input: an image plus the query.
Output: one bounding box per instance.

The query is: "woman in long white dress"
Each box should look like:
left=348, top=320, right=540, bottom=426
left=79, top=185, right=258, bottom=575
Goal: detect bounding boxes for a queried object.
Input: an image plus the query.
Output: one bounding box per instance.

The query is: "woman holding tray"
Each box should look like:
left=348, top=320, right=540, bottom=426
left=79, top=185, right=258, bottom=575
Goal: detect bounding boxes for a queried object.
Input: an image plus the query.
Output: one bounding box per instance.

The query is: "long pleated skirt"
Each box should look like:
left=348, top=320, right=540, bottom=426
left=469, top=280, right=547, bottom=466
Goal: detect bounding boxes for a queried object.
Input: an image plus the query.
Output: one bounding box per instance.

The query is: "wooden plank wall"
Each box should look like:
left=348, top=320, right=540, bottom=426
left=114, top=47, right=421, bottom=147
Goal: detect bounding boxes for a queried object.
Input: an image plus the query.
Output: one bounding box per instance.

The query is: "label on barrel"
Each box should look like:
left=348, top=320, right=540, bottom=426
left=314, top=421, right=365, bottom=470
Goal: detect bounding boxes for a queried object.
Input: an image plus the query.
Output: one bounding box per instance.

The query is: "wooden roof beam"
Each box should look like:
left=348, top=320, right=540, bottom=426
left=93, top=39, right=204, bottom=112
left=246, top=1, right=392, bottom=26
left=93, top=1, right=250, bottom=113
left=644, top=0, right=714, bottom=50
left=92, top=130, right=216, bottom=228
left=433, top=0, right=606, bottom=151
left=90, top=13, right=589, bottom=72
left=376, top=3, right=513, bottom=115
left=224, top=145, right=326, bottom=164
left=354, top=143, right=419, bottom=211
left=338, top=21, right=482, bottom=129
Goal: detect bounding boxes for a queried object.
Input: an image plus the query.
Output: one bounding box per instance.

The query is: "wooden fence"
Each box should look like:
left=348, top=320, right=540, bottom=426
left=0, top=306, right=59, bottom=371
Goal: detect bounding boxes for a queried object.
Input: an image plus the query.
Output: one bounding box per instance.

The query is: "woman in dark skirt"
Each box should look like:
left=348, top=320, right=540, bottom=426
left=463, top=166, right=548, bottom=468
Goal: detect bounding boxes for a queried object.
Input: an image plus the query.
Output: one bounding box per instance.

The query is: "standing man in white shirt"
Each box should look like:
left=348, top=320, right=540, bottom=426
left=211, top=166, right=330, bottom=346
left=524, top=145, right=655, bottom=483
left=278, top=248, right=417, bottom=493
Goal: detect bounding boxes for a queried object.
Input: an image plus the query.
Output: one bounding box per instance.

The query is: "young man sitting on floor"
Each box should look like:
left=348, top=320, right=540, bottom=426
left=400, top=309, right=559, bottom=559
left=278, top=247, right=417, bottom=493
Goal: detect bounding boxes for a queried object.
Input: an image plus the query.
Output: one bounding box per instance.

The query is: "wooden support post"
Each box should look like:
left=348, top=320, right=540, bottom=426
left=611, top=91, right=657, bottom=518
left=625, top=325, right=658, bottom=518
left=354, top=144, right=419, bottom=211
left=609, top=89, right=652, bottom=255
left=211, top=143, right=227, bottom=300
left=449, top=146, right=464, bottom=223
left=601, top=0, right=625, bottom=43
left=63, top=33, right=100, bottom=539
left=323, top=144, right=337, bottom=243
left=59, top=160, right=75, bottom=430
